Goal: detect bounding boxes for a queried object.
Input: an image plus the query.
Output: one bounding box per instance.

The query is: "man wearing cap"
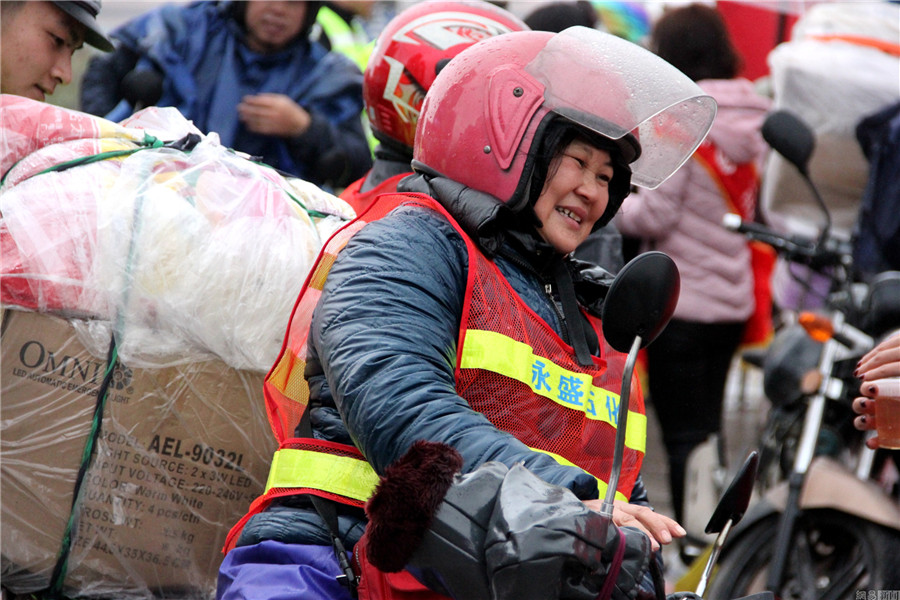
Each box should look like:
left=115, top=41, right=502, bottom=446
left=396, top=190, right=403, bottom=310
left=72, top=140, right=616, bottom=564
left=1, top=1, right=112, bottom=102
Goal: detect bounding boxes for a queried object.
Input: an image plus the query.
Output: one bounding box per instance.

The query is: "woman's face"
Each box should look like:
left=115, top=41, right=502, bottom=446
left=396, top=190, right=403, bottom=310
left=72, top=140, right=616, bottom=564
left=533, top=139, right=614, bottom=255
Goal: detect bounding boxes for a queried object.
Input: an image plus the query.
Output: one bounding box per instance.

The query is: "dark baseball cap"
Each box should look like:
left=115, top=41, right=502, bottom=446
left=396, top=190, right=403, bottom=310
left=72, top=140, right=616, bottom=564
left=52, top=1, right=114, bottom=52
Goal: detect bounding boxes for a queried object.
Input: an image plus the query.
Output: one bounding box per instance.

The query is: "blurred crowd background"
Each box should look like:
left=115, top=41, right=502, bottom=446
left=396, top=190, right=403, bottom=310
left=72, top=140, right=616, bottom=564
left=54, top=0, right=817, bottom=112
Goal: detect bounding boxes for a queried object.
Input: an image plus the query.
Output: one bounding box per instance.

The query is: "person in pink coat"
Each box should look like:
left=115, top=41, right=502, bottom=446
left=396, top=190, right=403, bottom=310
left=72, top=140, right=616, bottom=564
left=614, top=3, right=771, bottom=547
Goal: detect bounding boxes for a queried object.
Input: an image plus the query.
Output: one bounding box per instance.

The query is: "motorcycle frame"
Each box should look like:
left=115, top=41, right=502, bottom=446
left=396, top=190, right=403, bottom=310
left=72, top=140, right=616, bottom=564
left=765, top=303, right=876, bottom=588
left=710, top=109, right=900, bottom=595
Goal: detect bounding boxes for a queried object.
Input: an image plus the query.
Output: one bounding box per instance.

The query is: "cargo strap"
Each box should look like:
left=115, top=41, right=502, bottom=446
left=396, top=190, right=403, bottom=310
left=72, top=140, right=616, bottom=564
left=296, top=409, right=361, bottom=597
left=46, top=336, right=120, bottom=599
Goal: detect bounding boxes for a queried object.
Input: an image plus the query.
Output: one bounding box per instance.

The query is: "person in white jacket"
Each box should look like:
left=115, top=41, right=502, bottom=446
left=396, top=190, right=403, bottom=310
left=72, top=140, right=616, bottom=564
left=614, top=3, right=771, bottom=546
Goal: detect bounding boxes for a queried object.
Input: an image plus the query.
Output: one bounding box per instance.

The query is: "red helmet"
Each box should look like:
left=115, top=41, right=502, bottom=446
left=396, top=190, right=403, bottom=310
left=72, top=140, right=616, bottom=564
left=363, top=1, right=528, bottom=151
left=413, top=27, right=718, bottom=212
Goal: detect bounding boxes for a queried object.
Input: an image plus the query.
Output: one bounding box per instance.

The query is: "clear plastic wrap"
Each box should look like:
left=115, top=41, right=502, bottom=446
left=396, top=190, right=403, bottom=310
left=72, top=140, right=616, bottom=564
left=1, top=309, right=277, bottom=599
left=0, top=96, right=355, bottom=598
left=1, top=96, right=354, bottom=371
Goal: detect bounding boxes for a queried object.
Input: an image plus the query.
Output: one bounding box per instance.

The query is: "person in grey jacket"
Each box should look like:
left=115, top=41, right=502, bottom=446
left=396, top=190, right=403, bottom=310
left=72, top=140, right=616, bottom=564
left=219, top=26, right=716, bottom=600
left=614, top=3, right=772, bottom=539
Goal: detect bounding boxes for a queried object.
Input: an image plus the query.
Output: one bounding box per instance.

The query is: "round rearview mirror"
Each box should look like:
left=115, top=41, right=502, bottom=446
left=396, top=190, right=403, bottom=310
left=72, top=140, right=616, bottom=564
left=762, top=110, right=815, bottom=176
left=601, top=251, right=680, bottom=353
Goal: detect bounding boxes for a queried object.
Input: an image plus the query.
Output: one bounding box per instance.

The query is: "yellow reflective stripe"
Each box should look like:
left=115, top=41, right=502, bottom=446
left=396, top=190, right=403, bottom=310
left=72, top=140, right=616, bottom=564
left=597, top=480, right=628, bottom=503
left=625, top=413, right=647, bottom=453
left=531, top=448, right=628, bottom=502
left=265, top=448, right=379, bottom=502
left=460, top=329, right=647, bottom=452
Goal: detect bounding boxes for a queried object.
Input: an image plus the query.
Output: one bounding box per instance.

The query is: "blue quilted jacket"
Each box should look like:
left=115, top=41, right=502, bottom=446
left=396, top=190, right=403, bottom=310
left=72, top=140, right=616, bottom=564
left=236, top=175, right=653, bottom=550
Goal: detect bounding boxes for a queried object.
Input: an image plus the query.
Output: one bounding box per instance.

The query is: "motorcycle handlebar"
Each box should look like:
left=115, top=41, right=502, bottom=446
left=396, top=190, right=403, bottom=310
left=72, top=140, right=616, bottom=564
left=721, top=214, right=813, bottom=254
left=721, top=213, right=850, bottom=271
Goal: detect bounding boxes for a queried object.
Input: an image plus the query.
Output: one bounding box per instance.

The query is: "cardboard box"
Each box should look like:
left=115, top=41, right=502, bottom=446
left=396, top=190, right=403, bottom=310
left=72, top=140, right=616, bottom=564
left=1, top=310, right=277, bottom=599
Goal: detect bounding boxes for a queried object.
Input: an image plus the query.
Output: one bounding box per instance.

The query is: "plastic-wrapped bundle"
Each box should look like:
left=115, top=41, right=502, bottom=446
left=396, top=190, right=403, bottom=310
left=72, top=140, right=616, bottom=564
left=757, top=3, right=899, bottom=310
left=1, top=309, right=278, bottom=599
left=1, top=95, right=353, bottom=371
left=0, top=95, right=350, bottom=599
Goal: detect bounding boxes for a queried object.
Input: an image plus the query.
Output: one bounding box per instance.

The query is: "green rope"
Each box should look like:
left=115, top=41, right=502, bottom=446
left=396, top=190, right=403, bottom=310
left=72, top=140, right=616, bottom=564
left=0, top=133, right=163, bottom=189
left=244, top=154, right=333, bottom=219
left=45, top=340, right=119, bottom=599
left=41, top=138, right=158, bottom=599
left=43, top=144, right=158, bottom=597
left=282, top=186, right=331, bottom=219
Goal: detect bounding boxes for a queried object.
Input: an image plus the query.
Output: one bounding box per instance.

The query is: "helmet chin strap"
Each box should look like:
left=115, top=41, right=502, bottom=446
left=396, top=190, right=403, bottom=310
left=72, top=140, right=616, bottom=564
left=500, top=226, right=599, bottom=367
left=553, top=260, right=597, bottom=367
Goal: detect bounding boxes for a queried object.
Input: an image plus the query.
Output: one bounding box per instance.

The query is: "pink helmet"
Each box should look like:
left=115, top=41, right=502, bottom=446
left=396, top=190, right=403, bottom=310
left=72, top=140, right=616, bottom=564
left=413, top=27, right=718, bottom=212
left=363, top=1, right=528, bottom=152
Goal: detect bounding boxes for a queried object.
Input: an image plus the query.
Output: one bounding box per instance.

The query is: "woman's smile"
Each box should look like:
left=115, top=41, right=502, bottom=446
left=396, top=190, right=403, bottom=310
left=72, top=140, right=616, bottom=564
left=555, top=206, right=584, bottom=225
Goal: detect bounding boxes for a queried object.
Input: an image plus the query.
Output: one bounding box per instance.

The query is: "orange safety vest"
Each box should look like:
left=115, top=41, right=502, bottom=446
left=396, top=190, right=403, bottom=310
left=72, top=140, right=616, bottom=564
left=694, top=140, right=776, bottom=346
left=339, top=171, right=410, bottom=216
left=224, top=193, right=646, bottom=552
left=693, top=140, right=758, bottom=223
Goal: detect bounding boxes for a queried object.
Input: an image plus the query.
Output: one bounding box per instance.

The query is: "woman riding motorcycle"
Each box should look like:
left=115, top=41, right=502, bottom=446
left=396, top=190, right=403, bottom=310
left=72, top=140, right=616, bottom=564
left=218, top=26, right=716, bottom=600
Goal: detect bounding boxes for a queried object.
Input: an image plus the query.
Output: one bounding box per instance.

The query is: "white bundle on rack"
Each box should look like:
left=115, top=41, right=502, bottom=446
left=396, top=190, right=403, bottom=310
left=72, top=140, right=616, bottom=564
left=1, top=95, right=354, bottom=371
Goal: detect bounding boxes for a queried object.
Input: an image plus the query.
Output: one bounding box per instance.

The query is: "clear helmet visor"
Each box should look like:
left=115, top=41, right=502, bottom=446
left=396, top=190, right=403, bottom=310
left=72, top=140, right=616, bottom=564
left=525, top=26, right=717, bottom=189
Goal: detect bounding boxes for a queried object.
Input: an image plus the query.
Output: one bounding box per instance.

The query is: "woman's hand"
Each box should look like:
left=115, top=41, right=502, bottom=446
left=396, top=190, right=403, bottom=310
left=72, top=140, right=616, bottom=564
left=856, top=332, right=900, bottom=382
left=852, top=394, right=878, bottom=449
left=237, top=93, right=311, bottom=137
left=583, top=499, right=686, bottom=551
left=852, top=332, right=900, bottom=449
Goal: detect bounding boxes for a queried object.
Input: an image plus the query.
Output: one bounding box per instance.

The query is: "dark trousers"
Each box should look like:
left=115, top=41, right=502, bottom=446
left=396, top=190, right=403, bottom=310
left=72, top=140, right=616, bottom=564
left=645, top=318, right=745, bottom=523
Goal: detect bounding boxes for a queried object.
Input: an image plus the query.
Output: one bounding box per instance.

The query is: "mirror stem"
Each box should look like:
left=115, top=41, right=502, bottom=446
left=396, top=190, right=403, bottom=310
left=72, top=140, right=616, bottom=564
left=797, top=166, right=832, bottom=253
left=600, top=334, right=642, bottom=523
left=696, top=518, right=733, bottom=597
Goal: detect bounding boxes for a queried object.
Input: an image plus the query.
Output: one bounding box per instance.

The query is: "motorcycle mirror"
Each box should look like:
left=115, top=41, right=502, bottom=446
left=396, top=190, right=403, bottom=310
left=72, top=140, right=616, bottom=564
left=761, top=110, right=814, bottom=177
left=597, top=251, right=679, bottom=528
left=601, top=251, right=680, bottom=353
left=695, top=451, right=761, bottom=597
left=760, top=109, right=832, bottom=248
left=705, top=451, right=759, bottom=534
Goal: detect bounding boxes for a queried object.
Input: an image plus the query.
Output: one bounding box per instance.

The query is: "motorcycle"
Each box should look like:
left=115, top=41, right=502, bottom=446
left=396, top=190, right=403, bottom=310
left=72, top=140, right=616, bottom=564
left=696, top=110, right=900, bottom=600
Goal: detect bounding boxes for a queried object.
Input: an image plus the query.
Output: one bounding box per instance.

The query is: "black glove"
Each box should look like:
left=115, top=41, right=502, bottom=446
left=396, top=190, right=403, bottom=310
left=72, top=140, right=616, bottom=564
left=365, top=441, right=655, bottom=600
left=481, top=464, right=651, bottom=600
